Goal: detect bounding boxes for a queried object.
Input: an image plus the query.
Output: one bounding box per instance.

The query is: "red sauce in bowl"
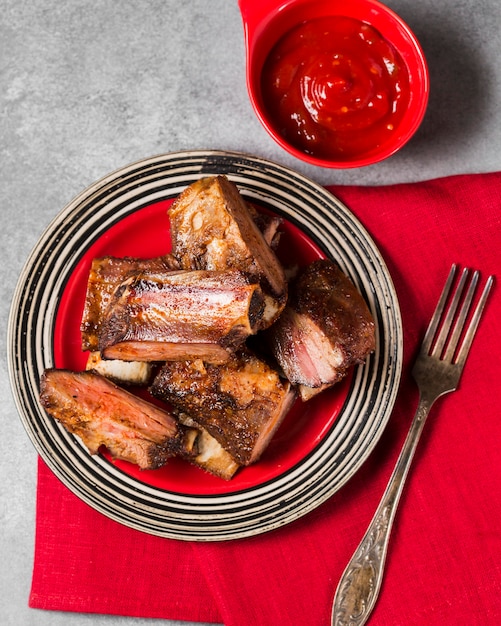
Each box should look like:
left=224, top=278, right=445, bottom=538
left=261, top=16, right=410, bottom=161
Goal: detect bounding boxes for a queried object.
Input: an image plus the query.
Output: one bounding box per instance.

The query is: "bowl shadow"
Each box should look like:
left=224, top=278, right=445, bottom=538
left=402, top=15, right=490, bottom=152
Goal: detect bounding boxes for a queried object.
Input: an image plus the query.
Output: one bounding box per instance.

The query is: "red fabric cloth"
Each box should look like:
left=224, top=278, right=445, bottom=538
left=30, top=172, right=501, bottom=625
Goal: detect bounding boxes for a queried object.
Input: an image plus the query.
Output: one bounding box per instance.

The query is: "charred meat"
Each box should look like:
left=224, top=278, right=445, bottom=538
left=150, top=347, right=297, bottom=466
left=169, top=175, right=287, bottom=327
left=266, top=259, right=376, bottom=400
left=98, top=268, right=264, bottom=363
left=43, top=177, right=377, bottom=481
left=81, top=255, right=179, bottom=351
left=40, top=369, right=183, bottom=470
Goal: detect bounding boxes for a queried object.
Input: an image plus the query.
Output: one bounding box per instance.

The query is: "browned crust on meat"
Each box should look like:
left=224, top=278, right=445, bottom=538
left=97, top=269, right=264, bottom=361
left=266, top=259, right=375, bottom=392
left=101, top=340, right=232, bottom=364
left=150, top=348, right=296, bottom=466
left=291, top=260, right=376, bottom=361
left=169, top=175, right=287, bottom=326
left=178, top=414, right=241, bottom=480
left=81, top=255, right=179, bottom=351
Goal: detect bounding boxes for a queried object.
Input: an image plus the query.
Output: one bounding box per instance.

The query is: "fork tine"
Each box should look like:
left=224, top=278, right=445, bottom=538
left=454, top=274, right=494, bottom=366
left=432, top=267, right=469, bottom=357
left=421, top=264, right=457, bottom=354
left=443, top=270, right=479, bottom=362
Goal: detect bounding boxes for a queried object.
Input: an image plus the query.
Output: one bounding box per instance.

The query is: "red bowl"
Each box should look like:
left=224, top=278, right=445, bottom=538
left=239, top=0, right=429, bottom=168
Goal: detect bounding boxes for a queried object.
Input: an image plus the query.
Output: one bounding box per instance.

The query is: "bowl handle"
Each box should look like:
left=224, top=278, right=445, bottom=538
left=238, top=0, right=288, bottom=48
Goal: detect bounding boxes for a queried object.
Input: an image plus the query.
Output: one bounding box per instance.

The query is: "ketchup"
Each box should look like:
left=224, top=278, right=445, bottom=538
left=261, top=16, right=410, bottom=161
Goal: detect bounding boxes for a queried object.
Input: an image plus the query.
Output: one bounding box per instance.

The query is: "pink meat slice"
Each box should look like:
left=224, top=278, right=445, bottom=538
left=40, top=369, right=182, bottom=469
left=266, top=259, right=376, bottom=398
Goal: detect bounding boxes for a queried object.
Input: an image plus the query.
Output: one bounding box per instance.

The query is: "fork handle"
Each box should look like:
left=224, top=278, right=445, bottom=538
left=331, top=394, right=435, bottom=626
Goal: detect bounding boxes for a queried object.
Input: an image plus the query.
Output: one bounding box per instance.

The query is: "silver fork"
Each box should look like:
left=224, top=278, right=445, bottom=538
left=331, top=264, right=494, bottom=626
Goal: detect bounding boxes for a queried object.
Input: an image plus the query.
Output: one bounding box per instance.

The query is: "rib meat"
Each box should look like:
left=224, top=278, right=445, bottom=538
left=266, top=259, right=376, bottom=400
left=81, top=255, right=179, bottom=351
left=169, top=175, right=287, bottom=327
left=98, top=268, right=264, bottom=363
left=150, top=348, right=297, bottom=466
left=39, top=369, right=183, bottom=470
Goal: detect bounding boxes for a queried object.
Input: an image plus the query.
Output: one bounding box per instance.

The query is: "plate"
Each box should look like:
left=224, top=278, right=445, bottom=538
left=8, top=150, right=403, bottom=541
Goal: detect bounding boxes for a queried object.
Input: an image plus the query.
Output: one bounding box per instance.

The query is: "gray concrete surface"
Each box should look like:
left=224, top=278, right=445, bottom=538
left=2, top=1, right=501, bottom=624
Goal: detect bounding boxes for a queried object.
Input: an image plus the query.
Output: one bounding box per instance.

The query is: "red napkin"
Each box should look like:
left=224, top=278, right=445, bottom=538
left=30, top=172, right=501, bottom=625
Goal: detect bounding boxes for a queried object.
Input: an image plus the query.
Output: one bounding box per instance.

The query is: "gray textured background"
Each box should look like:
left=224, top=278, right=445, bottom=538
left=2, top=1, right=501, bottom=625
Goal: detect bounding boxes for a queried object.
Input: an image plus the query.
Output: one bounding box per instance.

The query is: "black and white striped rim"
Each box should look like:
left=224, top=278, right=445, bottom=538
left=8, top=150, right=402, bottom=541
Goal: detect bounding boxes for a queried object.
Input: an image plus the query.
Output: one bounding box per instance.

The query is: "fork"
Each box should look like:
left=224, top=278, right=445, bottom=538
left=331, top=264, right=494, bottom=626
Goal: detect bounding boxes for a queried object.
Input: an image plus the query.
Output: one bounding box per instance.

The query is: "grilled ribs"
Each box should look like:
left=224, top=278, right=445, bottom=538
left=98, top=268, right=264, bottom=363
left=81, top=255, right=179, bottom=352
left=43, top=178, right=376, bottom=481
left=150, top=348, right=296, bottom=466
left=40, top=369, right=183, bottom=470
left=266, top=259, right=376, bottom=400
left=169, top=175, right=287, bottom=327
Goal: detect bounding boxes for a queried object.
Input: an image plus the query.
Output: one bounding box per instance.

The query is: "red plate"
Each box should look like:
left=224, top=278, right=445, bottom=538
left=53, top=198, right=350, bottom=495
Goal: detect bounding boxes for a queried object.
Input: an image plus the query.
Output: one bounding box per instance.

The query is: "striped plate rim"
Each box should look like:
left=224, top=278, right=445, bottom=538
left=7, top=150, right=403, bottom=541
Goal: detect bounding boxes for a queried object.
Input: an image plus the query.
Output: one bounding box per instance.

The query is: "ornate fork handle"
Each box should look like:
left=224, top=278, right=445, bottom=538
left=332, top=394, right=434, bottom=626
left=332, top=266, right=493, bottom=626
